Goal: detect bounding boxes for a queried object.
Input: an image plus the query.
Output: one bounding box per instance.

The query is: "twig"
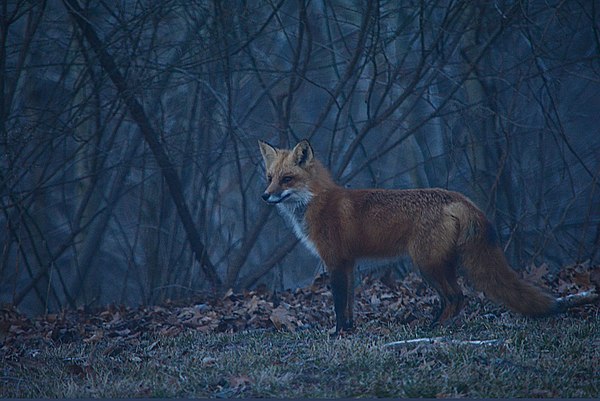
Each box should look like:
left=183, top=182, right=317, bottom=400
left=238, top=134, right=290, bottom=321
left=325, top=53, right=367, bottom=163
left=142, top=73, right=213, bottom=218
left=556, top=290, right=598, bottom=310
left=383, top=336, right=504, bottom=349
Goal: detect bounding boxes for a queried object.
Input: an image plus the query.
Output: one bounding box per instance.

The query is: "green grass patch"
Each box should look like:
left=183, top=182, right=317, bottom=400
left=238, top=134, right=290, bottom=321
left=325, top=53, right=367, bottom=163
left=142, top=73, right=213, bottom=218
left=2, top=313, right=598, bottom=398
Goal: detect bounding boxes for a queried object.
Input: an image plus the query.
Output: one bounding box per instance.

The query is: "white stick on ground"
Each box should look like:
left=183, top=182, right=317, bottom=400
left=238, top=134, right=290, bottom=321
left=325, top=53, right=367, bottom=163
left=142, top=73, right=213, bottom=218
left=556, top=290, right=598, bottom=310
left=383, top=337, right=504, bottom=348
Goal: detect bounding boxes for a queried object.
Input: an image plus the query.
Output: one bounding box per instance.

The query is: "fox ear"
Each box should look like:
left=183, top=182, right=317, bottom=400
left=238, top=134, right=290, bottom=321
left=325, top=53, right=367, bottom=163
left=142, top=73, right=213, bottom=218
left=258, top=140, right=277, bottom=168
left=292, top=139, right=314, bottom=167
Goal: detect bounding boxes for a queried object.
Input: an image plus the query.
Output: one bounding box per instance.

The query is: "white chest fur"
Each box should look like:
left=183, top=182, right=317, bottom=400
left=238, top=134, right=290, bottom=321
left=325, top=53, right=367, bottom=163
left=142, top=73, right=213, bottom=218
left=276, top=202, right=320, bottom=257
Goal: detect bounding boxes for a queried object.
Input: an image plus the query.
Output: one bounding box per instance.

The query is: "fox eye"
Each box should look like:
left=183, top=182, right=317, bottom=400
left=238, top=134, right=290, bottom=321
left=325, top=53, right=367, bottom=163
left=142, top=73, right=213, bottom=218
left=281, top=176, right=293, bottom=184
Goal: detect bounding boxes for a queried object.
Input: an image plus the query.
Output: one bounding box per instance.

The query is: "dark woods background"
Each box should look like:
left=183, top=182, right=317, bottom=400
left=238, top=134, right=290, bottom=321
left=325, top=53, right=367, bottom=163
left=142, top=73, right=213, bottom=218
left=1, top=1, right=599, bottom=316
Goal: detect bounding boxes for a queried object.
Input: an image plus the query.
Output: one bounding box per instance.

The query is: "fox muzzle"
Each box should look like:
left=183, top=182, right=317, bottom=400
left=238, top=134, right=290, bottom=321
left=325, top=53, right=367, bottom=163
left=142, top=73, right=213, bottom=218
left=261, top=192, right=290, bottom=204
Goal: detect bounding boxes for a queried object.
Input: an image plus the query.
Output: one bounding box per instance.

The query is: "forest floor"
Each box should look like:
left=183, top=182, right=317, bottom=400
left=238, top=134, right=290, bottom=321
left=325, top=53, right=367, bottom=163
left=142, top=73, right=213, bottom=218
left=1, top=263, right=599, bottom=398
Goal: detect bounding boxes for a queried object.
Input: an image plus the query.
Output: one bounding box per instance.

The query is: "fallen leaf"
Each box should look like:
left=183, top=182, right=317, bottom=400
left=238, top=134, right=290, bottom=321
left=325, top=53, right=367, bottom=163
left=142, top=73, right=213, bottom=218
left=269, top=306, right=296, bottom=332
left=572, top=271, right=591, bottom=288
left=590, top=269, right=600, bottom=288
left=222, top=288, right=234, bottom=299
left=524, top=263, right=549, bottom=283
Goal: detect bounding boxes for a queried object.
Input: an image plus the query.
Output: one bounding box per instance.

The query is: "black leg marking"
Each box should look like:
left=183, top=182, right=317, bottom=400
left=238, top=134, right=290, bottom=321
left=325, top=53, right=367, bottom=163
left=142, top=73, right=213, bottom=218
left=330, top=269, right=349, bottom=335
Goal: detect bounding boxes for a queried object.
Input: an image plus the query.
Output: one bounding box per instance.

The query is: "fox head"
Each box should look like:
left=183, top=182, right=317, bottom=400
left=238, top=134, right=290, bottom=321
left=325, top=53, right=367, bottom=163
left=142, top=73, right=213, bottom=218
left=258, top=139, right=315, bottom=205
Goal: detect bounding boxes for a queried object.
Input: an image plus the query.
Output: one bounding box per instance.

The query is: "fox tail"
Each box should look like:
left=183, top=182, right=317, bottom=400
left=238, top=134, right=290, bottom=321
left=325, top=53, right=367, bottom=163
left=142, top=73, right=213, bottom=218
left=453, top=203, right=597, bottom=316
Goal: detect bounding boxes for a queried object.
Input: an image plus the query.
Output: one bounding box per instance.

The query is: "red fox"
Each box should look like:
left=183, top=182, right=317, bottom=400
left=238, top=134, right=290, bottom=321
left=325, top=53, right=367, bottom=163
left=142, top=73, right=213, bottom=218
left=259, top=139, right=597, bottom=334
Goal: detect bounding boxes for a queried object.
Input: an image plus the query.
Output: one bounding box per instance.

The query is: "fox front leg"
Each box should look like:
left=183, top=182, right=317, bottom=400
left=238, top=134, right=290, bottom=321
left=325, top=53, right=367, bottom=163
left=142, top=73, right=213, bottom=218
left=345, top=267, right=354, bottom=330
left=329, top=264, right=354, bottom=335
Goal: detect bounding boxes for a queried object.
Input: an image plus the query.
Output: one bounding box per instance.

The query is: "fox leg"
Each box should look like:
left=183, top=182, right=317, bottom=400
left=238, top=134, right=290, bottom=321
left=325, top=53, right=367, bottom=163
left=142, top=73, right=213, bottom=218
left=329, top=261, right=354, bottom=334
left=345, top=267, right=355, bottom=329
left=422, top=264, right=464, bottom=324
left=411, top=251, right=464, bottom=324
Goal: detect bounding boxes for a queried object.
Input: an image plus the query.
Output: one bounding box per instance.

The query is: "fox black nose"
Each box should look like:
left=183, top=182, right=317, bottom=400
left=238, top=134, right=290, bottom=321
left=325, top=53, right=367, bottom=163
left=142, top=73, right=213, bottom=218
left=261, top=192, right=271, bottom=201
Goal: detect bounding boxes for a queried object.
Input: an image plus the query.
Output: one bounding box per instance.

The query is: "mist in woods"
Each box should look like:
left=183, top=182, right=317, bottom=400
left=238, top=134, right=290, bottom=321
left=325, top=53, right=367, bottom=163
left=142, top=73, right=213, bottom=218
left=1, top=1, right=599, bottom=316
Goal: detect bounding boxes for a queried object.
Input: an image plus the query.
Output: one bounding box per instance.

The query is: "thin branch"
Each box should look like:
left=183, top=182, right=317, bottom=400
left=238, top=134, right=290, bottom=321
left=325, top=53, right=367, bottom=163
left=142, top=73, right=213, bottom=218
left=63, top=0, right=222, bottom=291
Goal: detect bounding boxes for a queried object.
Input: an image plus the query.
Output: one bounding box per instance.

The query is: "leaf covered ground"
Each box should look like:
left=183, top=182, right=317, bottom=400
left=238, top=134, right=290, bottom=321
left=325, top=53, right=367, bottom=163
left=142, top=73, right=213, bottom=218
left=1, top=263, right=599, bottom=398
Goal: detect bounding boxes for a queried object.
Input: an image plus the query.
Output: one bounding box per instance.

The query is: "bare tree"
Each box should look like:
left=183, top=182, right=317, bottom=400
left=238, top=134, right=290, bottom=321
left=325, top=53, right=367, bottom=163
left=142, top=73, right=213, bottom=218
left=1, top=0, right=598, bottom=315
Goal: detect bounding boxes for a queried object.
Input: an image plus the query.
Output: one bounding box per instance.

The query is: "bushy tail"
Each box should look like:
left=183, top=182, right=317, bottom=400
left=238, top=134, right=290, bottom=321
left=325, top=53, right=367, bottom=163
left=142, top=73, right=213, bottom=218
left=454, top=205, right=557, bottom=316
left=461, top=237, right=558, bottom=316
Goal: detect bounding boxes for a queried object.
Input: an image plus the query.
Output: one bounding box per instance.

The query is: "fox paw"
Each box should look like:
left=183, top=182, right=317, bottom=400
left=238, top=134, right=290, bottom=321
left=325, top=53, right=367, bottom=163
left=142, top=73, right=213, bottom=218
left=328, top=325, right=354, bottom=338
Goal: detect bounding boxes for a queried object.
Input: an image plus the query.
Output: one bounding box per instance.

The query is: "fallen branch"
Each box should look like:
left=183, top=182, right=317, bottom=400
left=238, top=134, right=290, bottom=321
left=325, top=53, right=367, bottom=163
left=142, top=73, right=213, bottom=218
left=556, top=290, right=598, bottom=311
left=383, top=336, right=504, bottom=349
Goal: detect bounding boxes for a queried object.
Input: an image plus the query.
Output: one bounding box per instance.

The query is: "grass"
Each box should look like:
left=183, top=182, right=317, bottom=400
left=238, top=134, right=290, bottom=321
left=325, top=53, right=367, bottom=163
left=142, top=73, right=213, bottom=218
left=2, top=311, right=599, bottom=398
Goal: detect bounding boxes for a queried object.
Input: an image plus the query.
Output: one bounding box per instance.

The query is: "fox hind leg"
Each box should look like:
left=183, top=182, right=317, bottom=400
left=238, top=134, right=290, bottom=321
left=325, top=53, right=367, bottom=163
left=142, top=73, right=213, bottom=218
left=413, top=253, right=464, bottom=325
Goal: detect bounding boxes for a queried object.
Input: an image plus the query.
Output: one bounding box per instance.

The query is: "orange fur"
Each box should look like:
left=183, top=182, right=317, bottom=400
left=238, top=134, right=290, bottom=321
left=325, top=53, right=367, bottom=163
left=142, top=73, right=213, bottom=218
left=259, top=139, right=559, bottom=334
